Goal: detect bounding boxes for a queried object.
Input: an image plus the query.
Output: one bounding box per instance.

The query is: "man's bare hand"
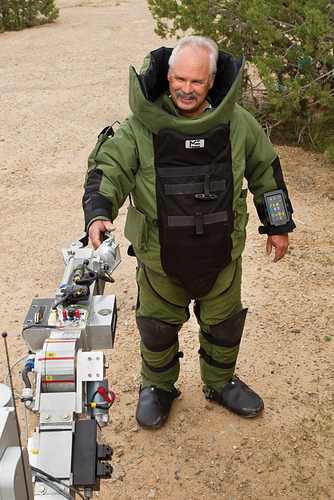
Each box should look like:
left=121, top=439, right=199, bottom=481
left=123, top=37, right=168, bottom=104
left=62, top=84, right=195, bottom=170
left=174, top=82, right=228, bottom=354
left=89, top=220, right=116, bottom=250
left=266, top=234, right=289, bottom=262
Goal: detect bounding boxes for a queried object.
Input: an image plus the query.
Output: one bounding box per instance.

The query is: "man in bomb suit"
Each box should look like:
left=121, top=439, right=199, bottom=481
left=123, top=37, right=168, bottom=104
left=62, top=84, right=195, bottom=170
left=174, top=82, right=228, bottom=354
left=83, top=36, right=295, bottom=429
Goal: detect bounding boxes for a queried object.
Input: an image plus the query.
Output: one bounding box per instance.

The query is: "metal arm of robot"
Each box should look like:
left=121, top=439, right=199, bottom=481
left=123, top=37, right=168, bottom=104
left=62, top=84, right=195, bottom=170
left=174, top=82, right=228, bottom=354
left=1, top=233, right=121, bottom=500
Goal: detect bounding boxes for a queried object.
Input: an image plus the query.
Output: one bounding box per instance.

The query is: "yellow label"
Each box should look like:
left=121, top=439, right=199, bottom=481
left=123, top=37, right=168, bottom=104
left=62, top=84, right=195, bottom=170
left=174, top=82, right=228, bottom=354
left=46, top=353, right=56, bottom=358
left=45, top=376, right=53, bottom=381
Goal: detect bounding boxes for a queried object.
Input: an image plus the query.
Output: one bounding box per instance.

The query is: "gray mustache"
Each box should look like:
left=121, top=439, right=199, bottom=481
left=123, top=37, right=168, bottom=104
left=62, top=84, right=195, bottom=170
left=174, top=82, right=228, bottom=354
left=176, top=90, right=198, bottom=100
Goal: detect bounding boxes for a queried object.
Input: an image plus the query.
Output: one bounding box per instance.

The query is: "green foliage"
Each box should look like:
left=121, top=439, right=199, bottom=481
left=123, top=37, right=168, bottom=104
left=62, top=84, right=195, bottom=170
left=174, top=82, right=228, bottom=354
left=0, top=0, right=59, bottom=31
left=147, top=0, right=334, bottom=156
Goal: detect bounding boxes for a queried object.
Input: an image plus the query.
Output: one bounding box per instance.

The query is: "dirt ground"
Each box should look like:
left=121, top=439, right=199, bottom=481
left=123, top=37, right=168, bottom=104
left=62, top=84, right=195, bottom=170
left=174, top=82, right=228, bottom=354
left=1, top=0, right=334, bottom=498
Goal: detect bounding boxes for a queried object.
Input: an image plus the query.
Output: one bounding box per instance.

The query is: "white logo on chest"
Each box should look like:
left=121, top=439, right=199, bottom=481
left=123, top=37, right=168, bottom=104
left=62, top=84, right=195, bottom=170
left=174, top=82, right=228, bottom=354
left=185, top=139, right=205, bottom=149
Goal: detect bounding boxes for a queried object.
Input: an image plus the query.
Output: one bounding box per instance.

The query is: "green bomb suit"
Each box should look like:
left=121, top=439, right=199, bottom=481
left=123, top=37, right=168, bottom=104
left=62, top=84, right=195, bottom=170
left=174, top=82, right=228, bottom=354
left=83, top=47, right=295, bottom=399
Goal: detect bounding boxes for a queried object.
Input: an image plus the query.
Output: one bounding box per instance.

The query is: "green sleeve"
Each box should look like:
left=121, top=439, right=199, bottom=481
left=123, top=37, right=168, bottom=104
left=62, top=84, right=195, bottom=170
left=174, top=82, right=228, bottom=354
left=83, top=117, right=139, bottom=228
left=242, top=109, right=295, bottom=233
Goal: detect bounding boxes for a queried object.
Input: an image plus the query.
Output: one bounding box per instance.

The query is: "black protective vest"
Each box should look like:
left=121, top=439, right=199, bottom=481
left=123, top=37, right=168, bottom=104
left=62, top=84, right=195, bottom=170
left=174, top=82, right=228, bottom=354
left=154, top=123, right=234, bottom=297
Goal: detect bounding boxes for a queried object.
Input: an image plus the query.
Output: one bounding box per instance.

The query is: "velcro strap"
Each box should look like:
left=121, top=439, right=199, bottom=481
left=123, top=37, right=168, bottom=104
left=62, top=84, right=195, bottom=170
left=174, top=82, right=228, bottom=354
left=167, top=211, right=228, bottom=227
left=201, top=330, right=240, bottom=348
left=258, top=219, right=296, bottom=235
left=141, top=352, right=184, bottom=373
left=198, top=348, right=236, bottom=370
left=204, top=175, right=210, bottom=197
left=195, top=213, right=203, bottom=235
left=165, top=179, right=225, bottom=195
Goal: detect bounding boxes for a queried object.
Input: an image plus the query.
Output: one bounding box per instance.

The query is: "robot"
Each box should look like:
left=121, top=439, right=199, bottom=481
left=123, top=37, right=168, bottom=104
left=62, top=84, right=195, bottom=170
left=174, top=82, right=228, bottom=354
left=0, top=232, right=121, bottom=499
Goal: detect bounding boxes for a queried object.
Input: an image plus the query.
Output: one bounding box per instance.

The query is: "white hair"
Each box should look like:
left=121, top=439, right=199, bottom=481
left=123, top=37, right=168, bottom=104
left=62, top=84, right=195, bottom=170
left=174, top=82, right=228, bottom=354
left=168, top=36, right=218, bottom=80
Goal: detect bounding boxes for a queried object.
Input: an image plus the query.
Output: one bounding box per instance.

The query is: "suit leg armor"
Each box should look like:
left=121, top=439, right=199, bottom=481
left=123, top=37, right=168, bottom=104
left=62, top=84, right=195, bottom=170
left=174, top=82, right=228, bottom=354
left=136, top=316, right=183, bottom=392
left=198, top=308, right=248, bottom=395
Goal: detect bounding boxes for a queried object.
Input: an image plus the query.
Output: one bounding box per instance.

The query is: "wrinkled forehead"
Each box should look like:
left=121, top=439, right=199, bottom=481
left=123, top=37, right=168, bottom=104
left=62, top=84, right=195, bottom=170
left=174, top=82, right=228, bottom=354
left=174, top=44, right=210, bottom=64
left=170, top=46, right=211, bottom=78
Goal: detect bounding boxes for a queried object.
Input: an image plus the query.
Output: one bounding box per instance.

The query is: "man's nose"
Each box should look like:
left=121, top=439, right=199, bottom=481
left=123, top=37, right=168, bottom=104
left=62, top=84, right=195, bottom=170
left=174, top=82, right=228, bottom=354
left=183, top=80, right=193, bottom=94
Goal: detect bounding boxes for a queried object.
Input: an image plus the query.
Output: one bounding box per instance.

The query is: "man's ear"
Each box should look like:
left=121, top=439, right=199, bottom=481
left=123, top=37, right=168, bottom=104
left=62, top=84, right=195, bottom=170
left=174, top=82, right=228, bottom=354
left=209, top=73, right=216, bottom=89
left=167, top=69, right=171, bottom=82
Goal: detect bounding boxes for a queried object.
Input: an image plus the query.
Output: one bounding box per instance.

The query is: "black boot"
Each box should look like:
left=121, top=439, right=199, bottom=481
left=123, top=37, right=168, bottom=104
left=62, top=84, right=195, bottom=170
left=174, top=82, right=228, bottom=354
left=205, top=377, right=264, bottom=417
left=136, top=386, right=180, bottom=429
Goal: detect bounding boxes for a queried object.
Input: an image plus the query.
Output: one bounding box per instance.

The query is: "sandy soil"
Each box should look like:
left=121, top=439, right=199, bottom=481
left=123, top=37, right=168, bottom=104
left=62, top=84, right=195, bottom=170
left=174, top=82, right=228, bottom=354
left=1, top=0, right=334, bottom=498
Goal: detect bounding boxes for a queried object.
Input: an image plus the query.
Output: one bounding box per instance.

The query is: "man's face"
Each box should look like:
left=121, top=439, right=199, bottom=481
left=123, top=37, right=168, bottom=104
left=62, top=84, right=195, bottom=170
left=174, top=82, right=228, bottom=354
left=167, top=45, right=215, bottom=119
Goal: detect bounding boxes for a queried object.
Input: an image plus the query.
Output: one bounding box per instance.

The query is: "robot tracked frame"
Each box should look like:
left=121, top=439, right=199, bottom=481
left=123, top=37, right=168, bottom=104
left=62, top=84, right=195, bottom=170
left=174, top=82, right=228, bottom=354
left=0, top=232, right=121, bottom=499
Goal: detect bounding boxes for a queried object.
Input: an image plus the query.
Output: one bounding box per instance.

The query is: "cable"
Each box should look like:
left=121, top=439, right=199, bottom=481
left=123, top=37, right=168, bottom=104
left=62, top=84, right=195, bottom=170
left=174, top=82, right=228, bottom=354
left=21, top=322, right=71, bottom=349
left=103, top=268, right=115, bottom=283
left=4, top=354, right=29, bottom=386
left=31, top=467, right=86, bottom=500
left=6, top=392, right=32, bottom=444
left=32, top=466, right=85, bottom=499
left=32, top=474, right=73, bottom=500
left=22, top=400, right=29, bottom=443
left=22, top=323, right=60, bottom=331
left=75, top=304, right=91, bottom=319
left=22, top=363, right=33, bottom=389
left=56, top=320, right=79, bottom=330
left=88, top=387, right=116, bottom=419
left=52, top=293, right=71, bottom=309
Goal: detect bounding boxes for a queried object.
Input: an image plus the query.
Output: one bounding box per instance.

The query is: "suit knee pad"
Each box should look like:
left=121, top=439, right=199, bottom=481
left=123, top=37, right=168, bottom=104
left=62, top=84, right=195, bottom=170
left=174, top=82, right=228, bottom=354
left=136, top=316, right=181, bottom=352
left=208, top=308, right=248, bottom=347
